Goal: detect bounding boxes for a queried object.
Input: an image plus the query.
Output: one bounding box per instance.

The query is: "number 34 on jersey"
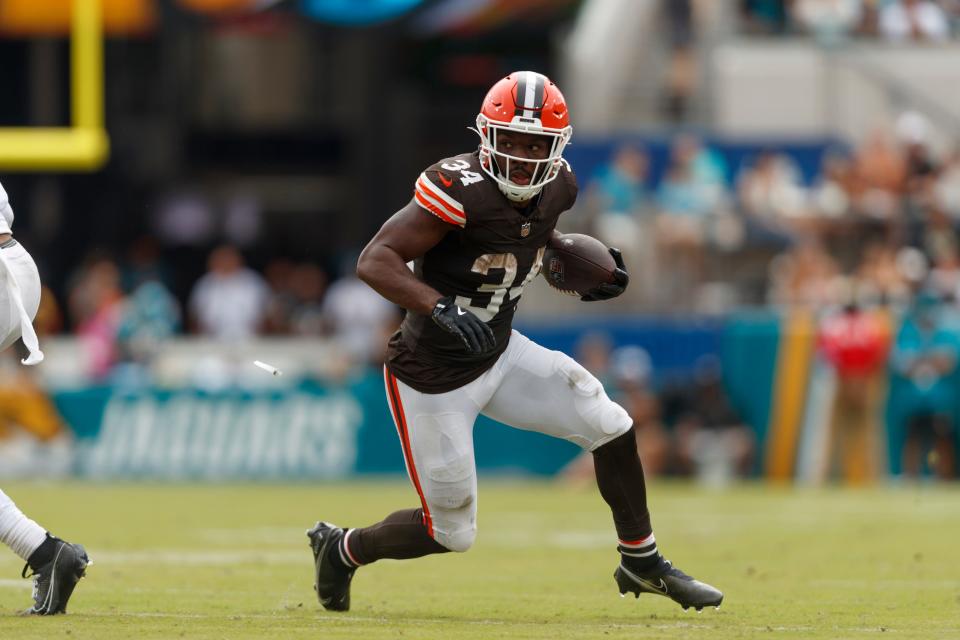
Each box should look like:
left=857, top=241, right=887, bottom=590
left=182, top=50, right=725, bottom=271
left=441, top=160, right=484, bottom=186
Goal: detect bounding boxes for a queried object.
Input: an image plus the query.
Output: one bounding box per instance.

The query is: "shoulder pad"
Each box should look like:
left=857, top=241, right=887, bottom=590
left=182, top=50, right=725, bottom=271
left=413, top=160, right=470, bottom=227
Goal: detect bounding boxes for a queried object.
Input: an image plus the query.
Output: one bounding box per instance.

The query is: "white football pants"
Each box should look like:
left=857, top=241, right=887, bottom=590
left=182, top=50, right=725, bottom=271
left=383, top=330, right=632, bottom=553
left=0, top=240, right=43, bottom=365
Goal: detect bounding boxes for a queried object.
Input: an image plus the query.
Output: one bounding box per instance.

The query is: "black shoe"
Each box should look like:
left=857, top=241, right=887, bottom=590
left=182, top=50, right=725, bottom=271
left=306, top=521, right=355, bottom=612
left=22, top=538, right=91, bottom=615
left=614, top=560, right=723, bottom=611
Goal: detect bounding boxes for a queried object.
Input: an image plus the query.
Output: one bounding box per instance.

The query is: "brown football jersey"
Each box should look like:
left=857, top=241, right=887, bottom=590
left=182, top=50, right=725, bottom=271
left=386, top=151, right=578, bottom=393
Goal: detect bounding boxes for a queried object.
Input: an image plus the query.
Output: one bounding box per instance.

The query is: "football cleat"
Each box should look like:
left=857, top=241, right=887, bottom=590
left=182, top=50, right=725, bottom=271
left=306, top=521, right=355, bottom=612
left=614, top=560, right=723, bottom=611
left=22, top=538, right=91, bottom=615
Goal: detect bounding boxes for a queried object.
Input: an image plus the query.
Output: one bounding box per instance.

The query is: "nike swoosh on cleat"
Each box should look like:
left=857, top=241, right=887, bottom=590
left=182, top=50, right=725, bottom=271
left=456, top=308, right=467, bottom=315
left=620, top=565, right=669, bottom=596
left=636, top=576, right=669, bottom=595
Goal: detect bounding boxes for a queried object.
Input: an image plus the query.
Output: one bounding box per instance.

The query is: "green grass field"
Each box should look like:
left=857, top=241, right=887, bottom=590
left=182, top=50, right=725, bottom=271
left=0, top=480, right=957, bottom=639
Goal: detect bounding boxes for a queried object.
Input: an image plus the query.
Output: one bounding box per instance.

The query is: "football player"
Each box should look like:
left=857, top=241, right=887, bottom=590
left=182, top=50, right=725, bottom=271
left=0, top=181, right=90, bottom=614
left=307, top=71, right=722, bottom=612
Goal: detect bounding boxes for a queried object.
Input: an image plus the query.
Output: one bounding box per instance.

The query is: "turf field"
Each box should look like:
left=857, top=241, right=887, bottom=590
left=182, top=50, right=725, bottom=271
left=0, top=481, right=957, bottom=639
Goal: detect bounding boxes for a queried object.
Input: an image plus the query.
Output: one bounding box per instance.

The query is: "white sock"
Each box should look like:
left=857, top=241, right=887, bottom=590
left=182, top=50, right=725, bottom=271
left=0, top=490, right=48, bottom=562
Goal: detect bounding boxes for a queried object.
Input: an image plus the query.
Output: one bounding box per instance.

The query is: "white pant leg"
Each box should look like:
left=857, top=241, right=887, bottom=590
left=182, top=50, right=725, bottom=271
left=0, top=489, right=47, bottom=561
left=482, top=331, right=633, bottom=451
left=383, top=366, right=496, bottom=552
left=0, top=242, right=43, bottom=363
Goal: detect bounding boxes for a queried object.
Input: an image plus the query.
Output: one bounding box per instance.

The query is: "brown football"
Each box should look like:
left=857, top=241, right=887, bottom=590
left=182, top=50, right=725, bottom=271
left=542, top=233, right=616, bottom=296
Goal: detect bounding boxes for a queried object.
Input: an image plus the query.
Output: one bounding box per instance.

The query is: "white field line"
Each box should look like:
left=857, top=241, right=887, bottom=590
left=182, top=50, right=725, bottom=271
left=0, top=578, right=30, bottom=590
left=91, top=550, right=307, bottom=566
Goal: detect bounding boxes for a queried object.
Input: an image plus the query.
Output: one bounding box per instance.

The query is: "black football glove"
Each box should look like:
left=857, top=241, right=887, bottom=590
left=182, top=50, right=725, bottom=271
left=581, top=248, right=629, bottom=302
left=431, top=296, right=497, bottom=355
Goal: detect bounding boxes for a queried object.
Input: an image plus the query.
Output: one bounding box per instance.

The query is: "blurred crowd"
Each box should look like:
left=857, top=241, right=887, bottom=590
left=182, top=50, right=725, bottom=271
left=35, top=241, right=399, bottom=381
left=560, top=334, right=755, bottom=487
left=741, top=0, right=960, bottom=41
left=579, top=113, right=960, bottom=315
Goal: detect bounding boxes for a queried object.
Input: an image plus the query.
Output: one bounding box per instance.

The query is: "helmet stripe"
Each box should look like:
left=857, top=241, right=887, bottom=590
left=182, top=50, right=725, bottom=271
left=514, top=73, right=527, bottom=118
left=532, top=72, right=544, bottom=113
left=515, top=71, right=545, bottom=119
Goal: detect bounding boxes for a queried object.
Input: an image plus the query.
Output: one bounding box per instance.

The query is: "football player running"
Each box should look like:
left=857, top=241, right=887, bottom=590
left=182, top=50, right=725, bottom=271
left=307, top=71, right=722, bottom=612
left=0, top=181, right=90, bottom=615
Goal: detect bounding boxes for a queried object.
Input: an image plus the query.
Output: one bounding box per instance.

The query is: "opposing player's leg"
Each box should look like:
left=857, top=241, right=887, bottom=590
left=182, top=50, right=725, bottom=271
left=0, top=490, right=90, bottom=615
left=307, top=366, right=485, bottom=611
left=482, top=331, right=722, bottom=611
left=0, top=239, right=44, bottom=364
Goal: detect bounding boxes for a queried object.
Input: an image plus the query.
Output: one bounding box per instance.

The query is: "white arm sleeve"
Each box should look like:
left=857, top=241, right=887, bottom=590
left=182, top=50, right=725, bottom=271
left=0, top=182, right=13, bottom=235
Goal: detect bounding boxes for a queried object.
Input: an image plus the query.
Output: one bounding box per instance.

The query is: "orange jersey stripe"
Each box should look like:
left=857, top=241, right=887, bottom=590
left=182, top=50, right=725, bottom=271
left=415, top=177, right=466, bottom=225
left=414, top=191, right=463, bottom=227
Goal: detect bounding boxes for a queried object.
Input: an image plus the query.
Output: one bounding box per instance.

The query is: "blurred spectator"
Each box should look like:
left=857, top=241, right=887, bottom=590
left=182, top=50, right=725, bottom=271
left=661, top=0, right=697, bottom=121
left=740, top=0, right=790, bottom=34
left=673, top=355, right=754, bottom=485
left=262, top=258, right=297, bottom=334
left=854, top=128, right=906, bottom=223
left=321, top=254, right=397, bottom=366
left=588, top=144, right=650, bottom=257
left=572, top=331, right=615, bottom=389
left=810, top=151, right=856, bottom=219
left=924, top=220, right=960, bottom=297
left=933, top=148, right=960, bottom=219
left=611, top=346, right=670, bottom=477
left=122, top=235, right=171, bottom=292
left=655, top=135, right=728, bottom=305
left=115, top=280, right=181, bottom=369
left=890, top=290, right=958, bottom=479
left=188, top=244, right=268, bottom=340
left=879, top=0, right=950, bottom=41
left=587, top=144, right=654, bottom=302
left=289, top=263, right=328, bottom=336
left=68, top=257, right=125, bottom=379
left=792, top=0, right=863, bottom=42
left=738, top=150, right=808, bottom=224
left=767, top=239, right=841, bottom=308
left=818, top=302, right=892, bottom=484
left=855, top=242, right=911, bottom=307
left=34, top=285, right=64, bottom=337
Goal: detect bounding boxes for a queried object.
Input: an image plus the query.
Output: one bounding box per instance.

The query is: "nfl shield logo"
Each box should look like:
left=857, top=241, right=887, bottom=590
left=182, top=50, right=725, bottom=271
left=520, top=221, right=531, bottom=238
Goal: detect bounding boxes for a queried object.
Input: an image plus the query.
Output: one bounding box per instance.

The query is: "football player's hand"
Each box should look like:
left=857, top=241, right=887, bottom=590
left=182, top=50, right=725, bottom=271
left=431, top=296, right=497, bottom=355
left=581, top=248, right=629, bottom=302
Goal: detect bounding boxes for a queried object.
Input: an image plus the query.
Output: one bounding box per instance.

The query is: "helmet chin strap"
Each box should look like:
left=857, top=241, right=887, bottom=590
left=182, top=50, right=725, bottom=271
left=497, top=181, right=542, bottom=203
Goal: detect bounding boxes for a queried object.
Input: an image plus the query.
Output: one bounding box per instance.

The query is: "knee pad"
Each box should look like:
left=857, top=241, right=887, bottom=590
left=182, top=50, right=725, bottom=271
left=559, top=357, right=632, bottom=442
left=418, top=415, right=476, bottom=510
left=433, top=520, right=477, bottom=553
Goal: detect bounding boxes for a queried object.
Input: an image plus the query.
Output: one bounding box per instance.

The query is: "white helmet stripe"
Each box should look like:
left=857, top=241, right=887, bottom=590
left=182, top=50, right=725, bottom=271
left=523, top=71, right=537, bottom=117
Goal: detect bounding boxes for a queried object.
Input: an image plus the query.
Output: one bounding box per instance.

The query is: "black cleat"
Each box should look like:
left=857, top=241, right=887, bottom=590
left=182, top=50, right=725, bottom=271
left=22, top=538, right=91, bottom=615
left=615, top=560, right=723, bottom=611
left=306, top=521, right=355, bottom=612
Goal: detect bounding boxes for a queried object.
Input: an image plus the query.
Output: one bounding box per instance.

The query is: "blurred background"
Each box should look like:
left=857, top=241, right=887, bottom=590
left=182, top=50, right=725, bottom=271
left=2, top=0, right=960, bottom=486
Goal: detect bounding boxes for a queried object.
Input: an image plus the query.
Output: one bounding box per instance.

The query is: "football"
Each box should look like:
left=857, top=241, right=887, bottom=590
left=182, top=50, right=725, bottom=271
left=542, top=233, right=616, bottom=296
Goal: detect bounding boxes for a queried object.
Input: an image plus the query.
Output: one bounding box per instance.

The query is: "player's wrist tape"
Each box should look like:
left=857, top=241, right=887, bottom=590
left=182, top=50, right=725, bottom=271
left=431, top=295, right=455, bottom=320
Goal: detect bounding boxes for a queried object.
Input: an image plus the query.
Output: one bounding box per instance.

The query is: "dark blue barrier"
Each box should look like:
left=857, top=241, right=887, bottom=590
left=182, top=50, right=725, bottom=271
left=565, top=135, right=846, bottom=190
left=517, top=316, right=724, bottom=382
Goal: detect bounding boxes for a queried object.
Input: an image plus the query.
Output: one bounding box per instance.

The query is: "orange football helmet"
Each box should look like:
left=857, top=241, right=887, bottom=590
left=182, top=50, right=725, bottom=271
left=475, top=71, right=573, bottom=202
